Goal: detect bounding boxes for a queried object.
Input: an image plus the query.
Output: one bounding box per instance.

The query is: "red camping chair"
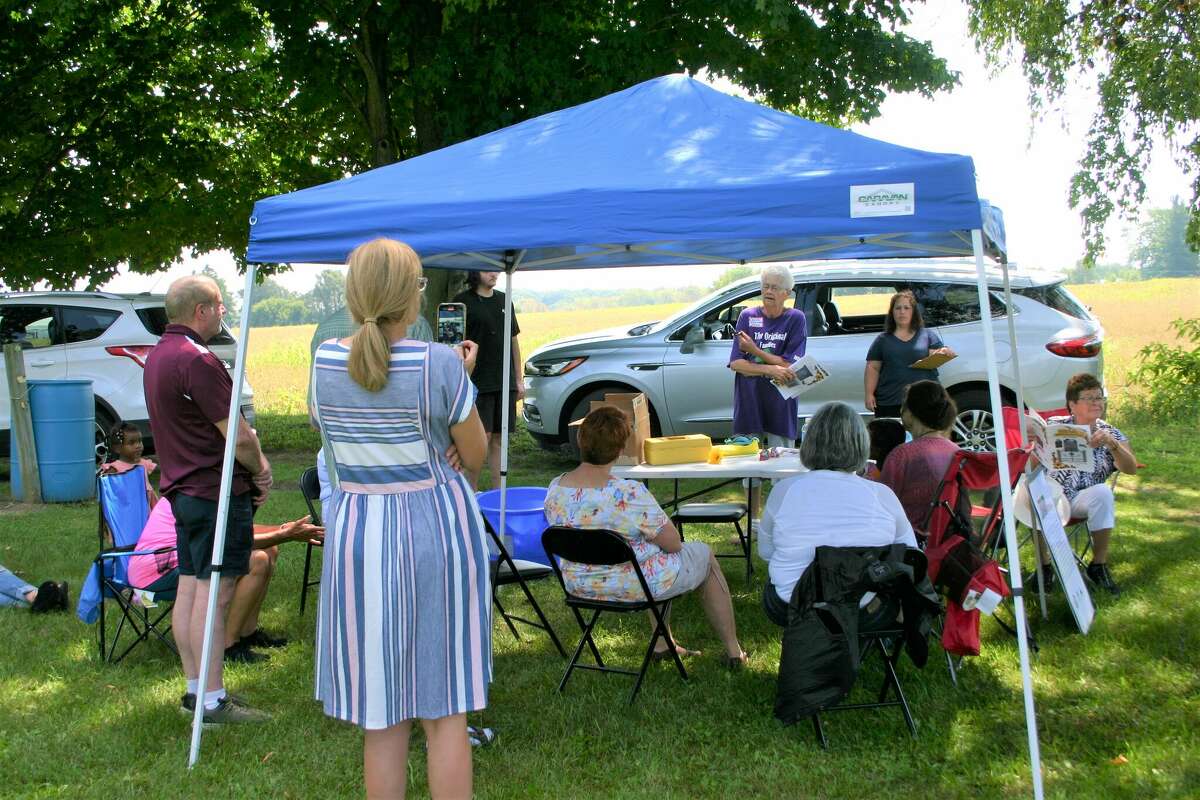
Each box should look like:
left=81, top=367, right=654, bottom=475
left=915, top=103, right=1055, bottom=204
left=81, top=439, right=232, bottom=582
left=919, top=447, right=1033, bottom=680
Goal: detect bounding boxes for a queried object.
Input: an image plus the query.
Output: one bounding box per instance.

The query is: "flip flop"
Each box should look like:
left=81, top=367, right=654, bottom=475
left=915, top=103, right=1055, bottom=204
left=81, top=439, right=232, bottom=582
left=468, top=726, right=497, bottom=747
left=651, top=645, right=701, bottom=662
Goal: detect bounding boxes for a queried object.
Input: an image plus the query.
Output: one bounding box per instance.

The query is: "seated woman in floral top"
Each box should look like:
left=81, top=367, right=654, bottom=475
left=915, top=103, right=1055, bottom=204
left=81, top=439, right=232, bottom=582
left=544, top=406, right=748, bottom=669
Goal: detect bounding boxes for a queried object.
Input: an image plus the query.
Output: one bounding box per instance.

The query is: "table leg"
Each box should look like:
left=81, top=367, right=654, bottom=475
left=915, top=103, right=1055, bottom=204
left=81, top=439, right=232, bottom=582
left=744, top=482, right=754, bottom=583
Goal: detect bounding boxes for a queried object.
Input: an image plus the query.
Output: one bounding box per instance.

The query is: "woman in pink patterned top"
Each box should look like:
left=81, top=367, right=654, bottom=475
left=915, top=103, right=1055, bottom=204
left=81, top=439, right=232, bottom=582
left=544, top=406, right=747, bottom=668
left=880, top=381, right=960, bottom=531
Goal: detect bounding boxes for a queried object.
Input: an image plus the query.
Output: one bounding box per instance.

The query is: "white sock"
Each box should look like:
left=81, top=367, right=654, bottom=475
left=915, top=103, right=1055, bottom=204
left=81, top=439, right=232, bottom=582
left=186, top=679, right=199, bottom=696
left=203, top=688, right=227, bottom=710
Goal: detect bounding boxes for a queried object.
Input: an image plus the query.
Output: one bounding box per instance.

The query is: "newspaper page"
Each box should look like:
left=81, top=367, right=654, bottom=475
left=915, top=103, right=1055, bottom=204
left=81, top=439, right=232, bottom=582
left=1025, top=415, right=1096, bottom=472
left=773, top=353, right=831, bottom=399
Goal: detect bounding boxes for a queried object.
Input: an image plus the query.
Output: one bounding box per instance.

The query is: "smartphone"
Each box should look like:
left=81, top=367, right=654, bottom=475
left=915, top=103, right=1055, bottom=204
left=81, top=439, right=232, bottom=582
left=437, top=302, right=467, bottom=345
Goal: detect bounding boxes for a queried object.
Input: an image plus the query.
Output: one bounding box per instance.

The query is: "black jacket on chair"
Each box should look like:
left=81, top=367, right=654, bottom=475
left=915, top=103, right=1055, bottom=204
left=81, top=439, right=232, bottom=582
left=774, top=544, right=942, bottom=724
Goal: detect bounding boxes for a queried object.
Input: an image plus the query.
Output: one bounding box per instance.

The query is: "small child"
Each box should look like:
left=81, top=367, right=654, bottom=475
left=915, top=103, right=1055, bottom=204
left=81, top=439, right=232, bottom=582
left=100, top=422, right=159, bottom=508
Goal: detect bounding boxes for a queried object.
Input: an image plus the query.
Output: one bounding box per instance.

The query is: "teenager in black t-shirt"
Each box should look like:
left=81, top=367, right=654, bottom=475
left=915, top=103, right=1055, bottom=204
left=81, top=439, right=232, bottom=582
left=453, top=271, right=524, bottom=489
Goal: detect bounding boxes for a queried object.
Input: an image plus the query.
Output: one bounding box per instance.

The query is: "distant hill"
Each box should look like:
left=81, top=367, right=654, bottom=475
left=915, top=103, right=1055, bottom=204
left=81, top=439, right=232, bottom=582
left=514, top=285, right=706, bottom=312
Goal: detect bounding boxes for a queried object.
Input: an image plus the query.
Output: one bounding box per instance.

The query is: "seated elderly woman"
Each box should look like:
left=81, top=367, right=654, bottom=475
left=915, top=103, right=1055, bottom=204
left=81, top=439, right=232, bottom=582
left=543, top=406, right=747, bottom=668
left=758, top=401, right=917, bottom=626
left=880, top=380, right=961, bottom=530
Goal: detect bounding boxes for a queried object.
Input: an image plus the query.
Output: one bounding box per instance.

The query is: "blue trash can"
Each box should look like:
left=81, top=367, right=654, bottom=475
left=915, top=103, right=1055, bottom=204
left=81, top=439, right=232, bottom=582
left=11, top=379, right=96, bottom=503
left=476, top=487, right=551, bottom=567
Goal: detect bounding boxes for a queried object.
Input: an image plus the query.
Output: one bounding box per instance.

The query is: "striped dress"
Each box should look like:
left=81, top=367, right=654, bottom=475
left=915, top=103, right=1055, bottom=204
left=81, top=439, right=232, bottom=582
left=312, top=339, right=491, bottom=729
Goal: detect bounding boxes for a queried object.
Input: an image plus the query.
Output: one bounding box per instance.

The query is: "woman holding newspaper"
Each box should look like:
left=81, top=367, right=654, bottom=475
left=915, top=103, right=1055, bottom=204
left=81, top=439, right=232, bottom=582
left=864, top=289, right=955, bottom=418
left=728, top=264, right=807, bottom=518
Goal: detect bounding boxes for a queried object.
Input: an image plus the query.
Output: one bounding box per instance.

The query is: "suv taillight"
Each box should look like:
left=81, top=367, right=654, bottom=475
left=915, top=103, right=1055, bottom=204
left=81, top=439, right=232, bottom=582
left=1045, top=335, right=1102, bottom=358
left=106, top=345, right=154, bottom=368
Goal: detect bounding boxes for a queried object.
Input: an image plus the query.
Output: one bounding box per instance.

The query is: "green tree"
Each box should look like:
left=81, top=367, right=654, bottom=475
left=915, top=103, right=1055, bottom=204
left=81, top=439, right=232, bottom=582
left=711, top=266, right=758, bottom=291
left=250, top=296, right=308, bottom=326
left=2, top=0, right=956, bottom=294
left=307, top=270, right=347, bottom=321
left=1129, top=198, right=1200, bottom=278
left=964, top=1, right=1200, bottom=264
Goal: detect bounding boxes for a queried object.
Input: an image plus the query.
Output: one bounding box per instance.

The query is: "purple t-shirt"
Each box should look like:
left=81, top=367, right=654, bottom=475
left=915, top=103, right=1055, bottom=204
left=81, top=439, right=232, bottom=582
left=728, top=307, right=807, bottom=439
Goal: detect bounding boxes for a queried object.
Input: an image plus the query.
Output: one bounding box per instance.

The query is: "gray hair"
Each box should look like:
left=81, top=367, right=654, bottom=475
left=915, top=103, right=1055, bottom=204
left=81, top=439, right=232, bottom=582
left=164, top=275, right=219, bottom=323
left=760, top=264, right=792, bottom=291
left=800, top=402, right=870, bottom=473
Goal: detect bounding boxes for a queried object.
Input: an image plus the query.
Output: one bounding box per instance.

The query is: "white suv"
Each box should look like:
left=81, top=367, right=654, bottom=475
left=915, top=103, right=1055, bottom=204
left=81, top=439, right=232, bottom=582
left=523, top=261, right=1103, bottom=453
left=0, top=291, right=255, bottom=454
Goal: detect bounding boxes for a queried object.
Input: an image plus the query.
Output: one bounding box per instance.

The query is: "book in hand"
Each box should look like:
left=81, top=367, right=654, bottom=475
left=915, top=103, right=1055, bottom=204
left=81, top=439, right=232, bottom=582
left=773, top=353, right=831, bottom=399
left=1024, top=414, right=1096, bottom=472
left=910, top=351, right=956, bottom=369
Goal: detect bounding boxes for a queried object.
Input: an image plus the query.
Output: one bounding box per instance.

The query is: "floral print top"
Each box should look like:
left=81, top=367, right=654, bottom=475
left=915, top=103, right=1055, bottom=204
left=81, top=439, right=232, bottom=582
left=543, top=476, right=680, bottom=601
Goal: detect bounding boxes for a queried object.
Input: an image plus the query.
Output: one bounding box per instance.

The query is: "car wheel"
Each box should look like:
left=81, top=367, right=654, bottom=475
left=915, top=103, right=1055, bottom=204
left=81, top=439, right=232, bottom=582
left=94, top=406, right=116, bottom=464
left=950, top=389, right=1010, bottom=452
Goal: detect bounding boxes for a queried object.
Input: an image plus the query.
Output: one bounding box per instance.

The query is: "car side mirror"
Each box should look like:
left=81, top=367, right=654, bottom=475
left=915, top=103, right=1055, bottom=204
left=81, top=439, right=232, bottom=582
left=679, top=326, right=705, bottom=354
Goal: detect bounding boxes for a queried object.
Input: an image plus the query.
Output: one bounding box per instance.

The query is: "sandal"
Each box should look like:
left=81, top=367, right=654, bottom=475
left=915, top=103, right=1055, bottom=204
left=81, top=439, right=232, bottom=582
left=720, top=651, right=749, bottom=671
left=651, top=645, right=701, bottom=662
left=468, top=725, right=497, bottom=747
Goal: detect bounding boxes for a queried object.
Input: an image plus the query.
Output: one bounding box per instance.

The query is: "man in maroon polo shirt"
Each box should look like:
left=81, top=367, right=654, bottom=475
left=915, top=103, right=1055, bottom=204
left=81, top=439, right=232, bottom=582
left=144, top=275, right=273, bottom=725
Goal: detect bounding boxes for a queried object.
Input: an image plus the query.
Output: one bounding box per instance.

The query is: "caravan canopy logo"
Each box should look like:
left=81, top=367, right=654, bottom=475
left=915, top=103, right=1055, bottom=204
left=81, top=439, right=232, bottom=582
left=850, top=183, right=915, bottom=218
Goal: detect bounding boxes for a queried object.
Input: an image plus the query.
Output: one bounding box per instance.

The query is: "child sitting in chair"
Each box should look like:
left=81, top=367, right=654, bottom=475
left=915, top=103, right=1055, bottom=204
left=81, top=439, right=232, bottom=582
left=99, top=422, right=158, bottom=508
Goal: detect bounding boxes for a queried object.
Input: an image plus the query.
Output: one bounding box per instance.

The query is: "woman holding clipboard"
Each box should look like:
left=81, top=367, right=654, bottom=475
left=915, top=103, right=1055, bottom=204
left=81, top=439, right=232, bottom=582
left=863, top=290, right=955, bottom=418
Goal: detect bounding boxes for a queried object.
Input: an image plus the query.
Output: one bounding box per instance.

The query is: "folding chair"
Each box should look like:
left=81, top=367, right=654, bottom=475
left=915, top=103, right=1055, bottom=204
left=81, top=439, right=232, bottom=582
left=671, top=501, right=751, bottom=582
left=542, top=526, right=688, bottom=703
left=483, top=518, right=567, bottom=657
left=919, top=447, right=1033, bottom=683
left=91, top=467, right=178, bottom=663
left=297, top=466, right=324, bottom=613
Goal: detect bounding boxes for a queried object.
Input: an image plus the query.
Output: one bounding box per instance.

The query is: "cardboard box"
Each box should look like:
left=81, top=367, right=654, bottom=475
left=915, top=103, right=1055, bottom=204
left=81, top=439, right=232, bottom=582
left=569, top=391, right=650, bottom=465
left=644, top=434, right=713, bottom=466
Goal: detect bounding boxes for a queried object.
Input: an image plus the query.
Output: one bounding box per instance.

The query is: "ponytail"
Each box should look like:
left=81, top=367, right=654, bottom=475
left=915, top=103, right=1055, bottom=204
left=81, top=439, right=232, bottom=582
left=344, top=238, right=423, bottom=392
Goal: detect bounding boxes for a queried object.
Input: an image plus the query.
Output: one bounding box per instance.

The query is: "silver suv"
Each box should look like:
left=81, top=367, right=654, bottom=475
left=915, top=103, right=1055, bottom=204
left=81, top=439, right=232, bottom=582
left=0, top=291, right=255, bottom=453
left=522, top=261, right=1102, bottom=453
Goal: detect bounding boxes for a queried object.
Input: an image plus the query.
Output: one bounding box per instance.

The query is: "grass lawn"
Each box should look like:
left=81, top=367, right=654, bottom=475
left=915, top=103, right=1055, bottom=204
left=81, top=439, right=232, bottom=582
left=1, top=412, right=1197, bottom=798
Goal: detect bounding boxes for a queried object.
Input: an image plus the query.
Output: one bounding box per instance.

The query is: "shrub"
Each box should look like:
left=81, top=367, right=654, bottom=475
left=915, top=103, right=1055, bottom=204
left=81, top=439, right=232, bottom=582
left=1127, top=317, right=1200, bottom=420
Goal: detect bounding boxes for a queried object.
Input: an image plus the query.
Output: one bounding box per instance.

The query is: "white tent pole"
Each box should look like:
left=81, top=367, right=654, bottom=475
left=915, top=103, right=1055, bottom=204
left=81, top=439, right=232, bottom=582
left=188, top=263, right=258, bottom=767
left=972, top=230, right=1043, bottom=799
left=1000, top=263, right=1048, bottom=618
left=497, top=262, right=514, bottom=549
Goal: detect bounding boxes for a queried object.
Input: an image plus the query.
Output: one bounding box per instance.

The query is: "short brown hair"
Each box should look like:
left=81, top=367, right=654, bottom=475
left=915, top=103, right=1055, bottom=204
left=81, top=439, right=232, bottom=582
left=902, top=380, right=957, bottom=431
left=577, top=406, right=630, bottom=465
left=1065, top=373, right=1103, bottom=406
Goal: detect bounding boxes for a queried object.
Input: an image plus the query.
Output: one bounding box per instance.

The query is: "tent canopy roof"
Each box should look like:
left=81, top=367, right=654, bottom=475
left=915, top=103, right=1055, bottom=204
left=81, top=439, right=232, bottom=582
left=247, top=74, right=1005, bottom=269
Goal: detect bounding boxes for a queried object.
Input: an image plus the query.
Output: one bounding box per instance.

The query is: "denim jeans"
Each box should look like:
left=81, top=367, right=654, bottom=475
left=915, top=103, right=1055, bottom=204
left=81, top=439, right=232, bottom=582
left=0, top=564, right=36, bottom=608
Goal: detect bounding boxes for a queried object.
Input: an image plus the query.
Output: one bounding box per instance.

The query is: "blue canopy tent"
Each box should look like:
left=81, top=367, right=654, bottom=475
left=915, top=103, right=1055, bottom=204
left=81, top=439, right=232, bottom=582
left=191, top=74, right=1042, bottom=797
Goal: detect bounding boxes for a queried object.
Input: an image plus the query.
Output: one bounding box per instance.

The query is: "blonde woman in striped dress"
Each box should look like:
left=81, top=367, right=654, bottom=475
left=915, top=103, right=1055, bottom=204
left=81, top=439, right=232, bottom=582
left=312, top=238, right=490, bottom=799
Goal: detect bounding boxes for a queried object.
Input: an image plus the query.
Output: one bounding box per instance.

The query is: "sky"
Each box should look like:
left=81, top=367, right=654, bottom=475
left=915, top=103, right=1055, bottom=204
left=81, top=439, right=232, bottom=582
left=98, top=0, right=1191, bottom=299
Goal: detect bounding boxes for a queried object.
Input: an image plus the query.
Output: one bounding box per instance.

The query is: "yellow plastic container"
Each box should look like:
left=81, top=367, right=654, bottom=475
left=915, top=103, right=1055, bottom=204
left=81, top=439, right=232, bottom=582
left=708, top=439, right=760, bottom=462
left=643, top=434, right=713, bottom=466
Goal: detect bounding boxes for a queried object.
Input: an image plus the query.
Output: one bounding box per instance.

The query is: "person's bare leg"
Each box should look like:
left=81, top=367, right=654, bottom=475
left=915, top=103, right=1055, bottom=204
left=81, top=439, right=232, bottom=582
left=698, top=552, right=743, bottom=657
left=487, top=433, right=502, bottom=490
left=1090, top=528, right=1112, bottom=563
left=225, top=550, right=272, bottom=646
left=364, top=722, right=412, bottom=800
left=173, top=576, right=198, bottom=679
left=241, top=546, right=277, bottom=637
left=649, top=604, right=691, bottom=655
left=190, top=575, right=237, bottom=693
left=422, top=714, right=472, bottom=799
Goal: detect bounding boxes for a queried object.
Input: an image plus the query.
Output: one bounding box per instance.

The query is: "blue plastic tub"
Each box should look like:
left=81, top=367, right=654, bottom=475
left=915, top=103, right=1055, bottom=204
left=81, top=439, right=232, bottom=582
left=11, top=379, right=96, bottom=503
left=476, top=486, right=551, bottom=566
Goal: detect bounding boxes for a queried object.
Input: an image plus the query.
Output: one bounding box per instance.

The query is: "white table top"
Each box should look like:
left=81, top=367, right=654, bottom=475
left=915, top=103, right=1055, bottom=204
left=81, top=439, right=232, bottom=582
left=612, top=453, right=807, bottom=481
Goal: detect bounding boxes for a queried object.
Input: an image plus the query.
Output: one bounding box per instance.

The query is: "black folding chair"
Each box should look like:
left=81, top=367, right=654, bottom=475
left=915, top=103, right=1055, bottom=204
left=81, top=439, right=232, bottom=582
left=483, top=518, right=566, bottom=658
left=298, top=466, right=324, bottom=613
left=671, top=501, right=751, bottom=583
left=542, top=525, right=688, bottom=704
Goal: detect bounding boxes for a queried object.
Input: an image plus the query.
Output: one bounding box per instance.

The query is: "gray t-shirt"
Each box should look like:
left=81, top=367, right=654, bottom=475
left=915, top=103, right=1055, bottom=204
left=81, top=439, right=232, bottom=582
left=866, top=328, right=945, bottom=406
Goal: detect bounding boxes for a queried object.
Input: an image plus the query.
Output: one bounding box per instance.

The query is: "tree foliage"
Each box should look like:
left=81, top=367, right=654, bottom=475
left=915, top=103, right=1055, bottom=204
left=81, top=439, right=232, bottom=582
left=1129, top=197, right=1199, bottom=277
left=964, top=0, right=1200, bottom=265
left=2, top=0, right=957, bottom=293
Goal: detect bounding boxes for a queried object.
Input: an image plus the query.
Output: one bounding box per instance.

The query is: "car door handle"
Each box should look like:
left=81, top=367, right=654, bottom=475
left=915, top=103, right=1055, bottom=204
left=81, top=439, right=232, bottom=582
left=29, top=360, right=55, bottom=367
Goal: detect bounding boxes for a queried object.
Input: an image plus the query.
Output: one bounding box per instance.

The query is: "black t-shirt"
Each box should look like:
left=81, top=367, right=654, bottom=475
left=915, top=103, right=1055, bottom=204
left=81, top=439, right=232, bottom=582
left=452, top=289, right=521, bottom=392
left=865, top=328, right=944, bottom=406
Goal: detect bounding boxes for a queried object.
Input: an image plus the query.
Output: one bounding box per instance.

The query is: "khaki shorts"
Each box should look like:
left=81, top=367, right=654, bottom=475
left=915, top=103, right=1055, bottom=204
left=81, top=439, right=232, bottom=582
left=656, top=541, right=713, bottom=600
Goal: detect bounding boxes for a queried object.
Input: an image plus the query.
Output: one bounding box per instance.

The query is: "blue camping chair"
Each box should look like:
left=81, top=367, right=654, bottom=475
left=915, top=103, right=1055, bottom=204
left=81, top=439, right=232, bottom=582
left=78, top=467, right=178, bottom=663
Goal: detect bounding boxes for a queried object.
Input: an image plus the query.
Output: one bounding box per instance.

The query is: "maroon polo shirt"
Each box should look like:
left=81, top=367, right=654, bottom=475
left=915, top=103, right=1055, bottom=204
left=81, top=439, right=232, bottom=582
left=144, top=323, right=251, bottom=500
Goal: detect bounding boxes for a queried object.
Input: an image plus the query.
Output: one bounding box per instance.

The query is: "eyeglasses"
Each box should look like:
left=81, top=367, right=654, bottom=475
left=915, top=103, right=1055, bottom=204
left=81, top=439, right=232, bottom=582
left=417, top=277, right=428, bottom=291
left=1075, top=393, right=1107, bottom=404
left=761, top=283, right=790, bottom=294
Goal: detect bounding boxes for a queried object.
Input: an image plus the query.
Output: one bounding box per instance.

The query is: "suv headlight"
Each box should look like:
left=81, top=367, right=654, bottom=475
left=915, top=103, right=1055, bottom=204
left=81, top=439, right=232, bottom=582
left=525, top=356, right=587, bottom=377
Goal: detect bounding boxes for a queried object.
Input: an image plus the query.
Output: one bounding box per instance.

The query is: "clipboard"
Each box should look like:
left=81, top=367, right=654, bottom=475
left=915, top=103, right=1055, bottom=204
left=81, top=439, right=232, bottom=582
left=910, top=351, right=956, bottom=369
